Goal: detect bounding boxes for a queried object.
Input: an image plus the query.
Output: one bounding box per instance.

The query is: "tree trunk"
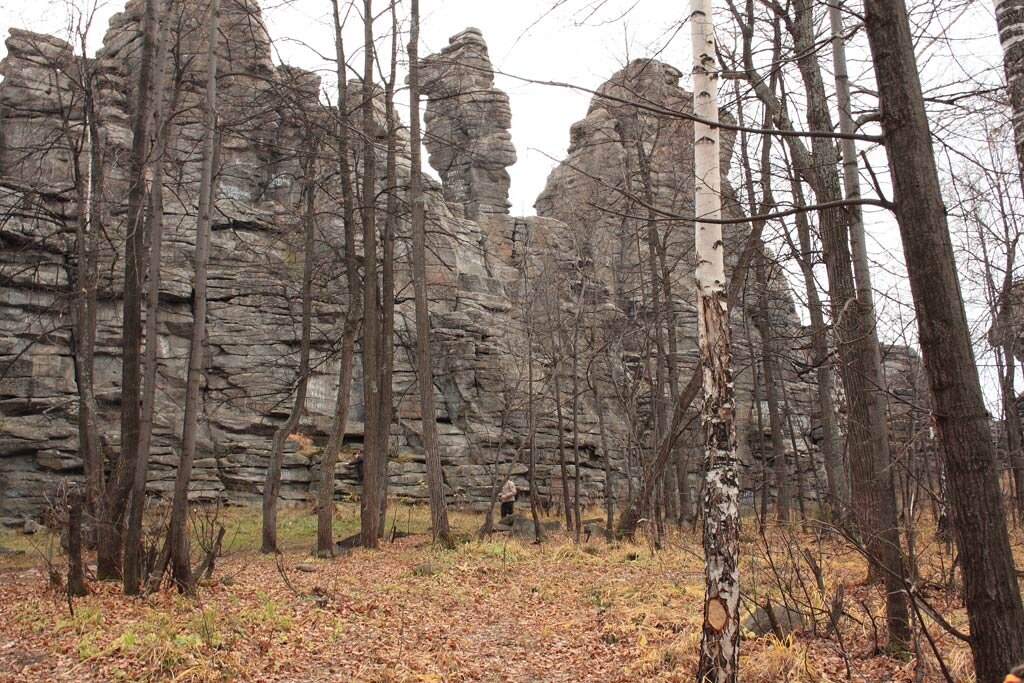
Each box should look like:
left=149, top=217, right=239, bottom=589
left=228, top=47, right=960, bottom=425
left=763, top=0, right=909, bottom=647
left=865, top=1, right=1024, bottom=677
left=592, top=364, right=615, bottom=534
left=786, top=172, right=847, bottom=517
left=553, top=351, right=573, bottom=530
left=358, top=0, right=384, bottom=548
left=377, top=1, right=400, bottom=537
left=691, top=4, right=740, bottom=679
left=168, top=0, right=220, bottom=594
left=408, top=0, right=450, bottom=542
left=522, top=228, right=544, bottom=542
left=262, top=144, right=317, bottom=554
left=754, top=250, right=791, bottom=521
left=571, top=302, right=584, bottom=543
left=98, top=0, right=162, bottom=581
left=318, top=3, right=360, bottom=557
left=71, top=56, right=103, bottom=550
left=67, top=488, right=87, bottom=597
left=124, top=0, right=169, bottom=593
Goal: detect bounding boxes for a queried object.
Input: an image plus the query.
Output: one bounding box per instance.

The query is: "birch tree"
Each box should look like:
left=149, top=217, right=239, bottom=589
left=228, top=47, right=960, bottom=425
left=997, top=0, right=1024, bottom=179
left=691, top=2, right=740, bottom=680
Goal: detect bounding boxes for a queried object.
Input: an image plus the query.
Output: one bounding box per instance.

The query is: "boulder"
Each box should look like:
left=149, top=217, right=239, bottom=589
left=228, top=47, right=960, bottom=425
left=742, top=603, right=805, bottom=638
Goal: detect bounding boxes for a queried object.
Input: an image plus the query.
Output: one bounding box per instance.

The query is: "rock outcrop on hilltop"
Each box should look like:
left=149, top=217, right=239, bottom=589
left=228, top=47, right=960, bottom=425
left=0, top=0, right=827, bottom=521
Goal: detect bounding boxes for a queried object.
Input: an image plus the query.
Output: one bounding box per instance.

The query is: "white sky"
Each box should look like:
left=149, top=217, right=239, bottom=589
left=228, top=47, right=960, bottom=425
left=0, top=0, right=1017, bottom=409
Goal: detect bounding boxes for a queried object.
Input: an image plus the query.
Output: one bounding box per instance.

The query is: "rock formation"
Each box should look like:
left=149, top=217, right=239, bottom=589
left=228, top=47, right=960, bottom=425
left=0, top=0, right=827, bottom=521
left=533, top=58, right=824, bottom=503
left=421, top=27, right=516, bottom=223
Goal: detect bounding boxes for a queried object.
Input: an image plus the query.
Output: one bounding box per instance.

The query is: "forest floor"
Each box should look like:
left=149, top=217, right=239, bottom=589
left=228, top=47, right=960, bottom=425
left=0, top=503, right=980, bottom=682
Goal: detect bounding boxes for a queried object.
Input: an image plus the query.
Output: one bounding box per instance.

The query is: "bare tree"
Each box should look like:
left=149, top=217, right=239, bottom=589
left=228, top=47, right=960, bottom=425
left=865, top=0, right=1024, bottom=678
left=168, top=0, right=221, bottom=594
left=124, top=0, right=171, bottom=594
left=98, top=0, right=164, bottom=580
left=358, top=0, right=385, bottom=548
left=261, top=135, right=318, bottom=554
left=317, top=0, right=361, bottom=559
left=408, top=0, right=451, bottom=542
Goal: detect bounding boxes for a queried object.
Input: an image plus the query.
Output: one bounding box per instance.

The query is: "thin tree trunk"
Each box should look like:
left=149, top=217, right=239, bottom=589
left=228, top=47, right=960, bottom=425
left=125, top=0, right=169, bottom=593
left=571, top=309, right=583, bottom=543
left=318, top=333, right=355, bottom=556
left=318, top=2, right=360, bottom=556
left=67, top=488, right=87, bottom=597
left=593, top=368, right=614, bottom=534
left=99, top=0, right=162, bottom=580
left=358, top=0, right=384, bottom=549
left=692, top=4, right=740, bottom=679
left=553, top=351, right=573, bottom=530
left=408, top=0, right=450, bottom=542
left=749, top=314, right=769, bottom=531
left=785, top=172, right=847, bottom=517
left=637, top=134, right=670, bottom=532
left=676, top=450, right=693, bottom=527
left=865, top=1, right=1024, bottom=676
left=71, top=55, right=103, bottom=546
left=262, top=144, right=317, bottom=554
left=523, top=228, right=543, bottom=542
left=168, top=0, right=220, bottom=594
left=754, top=250, right=791, bottom=522
left=779, top=369, right=810, bottom=526
left=376, top=1, right=400, bottom=538
left=821, top=0, right=864, bottom=521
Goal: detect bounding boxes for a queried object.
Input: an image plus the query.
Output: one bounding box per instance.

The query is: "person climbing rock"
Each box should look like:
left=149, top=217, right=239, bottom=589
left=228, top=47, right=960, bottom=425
left=498, top=478, right=517, bottom=518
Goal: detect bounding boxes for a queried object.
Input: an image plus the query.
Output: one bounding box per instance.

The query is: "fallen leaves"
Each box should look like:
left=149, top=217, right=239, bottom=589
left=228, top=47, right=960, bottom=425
left=0, top=507, right=981, bottom=682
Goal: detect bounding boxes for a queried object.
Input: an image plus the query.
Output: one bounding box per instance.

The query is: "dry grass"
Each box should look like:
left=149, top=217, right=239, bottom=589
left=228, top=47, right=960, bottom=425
left=0, top=504, right=988, bottom=682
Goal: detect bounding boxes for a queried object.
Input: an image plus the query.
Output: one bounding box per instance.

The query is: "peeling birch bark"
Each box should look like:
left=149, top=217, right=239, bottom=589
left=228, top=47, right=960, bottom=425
left=691, top=2, right=740, bottom=681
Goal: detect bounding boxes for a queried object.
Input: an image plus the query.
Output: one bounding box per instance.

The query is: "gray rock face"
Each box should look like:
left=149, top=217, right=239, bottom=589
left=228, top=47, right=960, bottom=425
left=532, top=58, right=826, bottom=501
left=421, top=27, right=516, bottom=222
left=0, top=2, right=832, bottom=520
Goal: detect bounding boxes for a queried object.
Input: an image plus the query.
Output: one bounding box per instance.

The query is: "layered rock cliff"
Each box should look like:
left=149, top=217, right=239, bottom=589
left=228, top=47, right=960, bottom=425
left=0, top=0, right=825, bottom=520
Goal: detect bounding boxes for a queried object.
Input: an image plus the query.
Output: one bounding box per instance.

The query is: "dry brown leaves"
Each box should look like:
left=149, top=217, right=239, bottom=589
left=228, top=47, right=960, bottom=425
left=0, top=513, right=979, bottom=682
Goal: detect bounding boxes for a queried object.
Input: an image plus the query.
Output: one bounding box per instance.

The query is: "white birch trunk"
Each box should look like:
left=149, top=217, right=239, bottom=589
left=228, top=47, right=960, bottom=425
left=997, top=0, right=1024, bottom=179
left=691, top=1, right=740, bottom=681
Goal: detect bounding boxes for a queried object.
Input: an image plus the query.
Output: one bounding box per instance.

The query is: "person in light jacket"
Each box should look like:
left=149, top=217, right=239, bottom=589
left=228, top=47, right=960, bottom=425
left=498, top=479, right=517, bottom=518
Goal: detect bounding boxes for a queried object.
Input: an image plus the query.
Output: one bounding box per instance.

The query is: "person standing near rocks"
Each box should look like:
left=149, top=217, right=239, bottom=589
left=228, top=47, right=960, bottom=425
left=349, top=450, right=364, bottom=483
left=498, top=479, right=517, bottom=518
